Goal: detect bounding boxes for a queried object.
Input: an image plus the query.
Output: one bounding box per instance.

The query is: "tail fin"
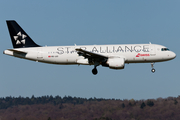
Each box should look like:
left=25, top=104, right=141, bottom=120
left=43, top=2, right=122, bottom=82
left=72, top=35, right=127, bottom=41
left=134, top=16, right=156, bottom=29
left=6, top=20, right=40, bottom=48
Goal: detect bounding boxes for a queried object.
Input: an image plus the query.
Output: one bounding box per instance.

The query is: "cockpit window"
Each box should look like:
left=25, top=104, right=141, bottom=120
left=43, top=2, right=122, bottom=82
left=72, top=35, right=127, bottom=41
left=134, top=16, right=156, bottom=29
left=161, top=48, right=170, bottom=51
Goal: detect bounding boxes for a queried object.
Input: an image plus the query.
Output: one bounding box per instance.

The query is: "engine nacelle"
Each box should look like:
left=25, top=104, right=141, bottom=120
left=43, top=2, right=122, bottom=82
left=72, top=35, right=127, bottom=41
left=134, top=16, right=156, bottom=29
left=106, top=58, right=125, bottom=69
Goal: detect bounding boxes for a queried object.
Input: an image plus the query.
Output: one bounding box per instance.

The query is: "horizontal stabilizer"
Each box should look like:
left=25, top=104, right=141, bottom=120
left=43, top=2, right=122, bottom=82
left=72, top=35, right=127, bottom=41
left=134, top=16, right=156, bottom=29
left=6, top=49, right=27, bottom=54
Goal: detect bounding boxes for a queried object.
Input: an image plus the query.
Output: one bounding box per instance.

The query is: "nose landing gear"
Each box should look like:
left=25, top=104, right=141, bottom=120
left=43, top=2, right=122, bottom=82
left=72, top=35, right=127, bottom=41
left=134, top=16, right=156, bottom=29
left=151, top=68, right=155, bottom=73
left=151, top=63, right=155, bottom=73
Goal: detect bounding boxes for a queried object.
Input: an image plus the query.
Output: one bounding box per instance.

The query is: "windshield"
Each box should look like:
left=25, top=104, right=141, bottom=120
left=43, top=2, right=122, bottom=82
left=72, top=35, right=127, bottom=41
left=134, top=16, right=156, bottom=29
left=161, top=48, right=170, bottom=51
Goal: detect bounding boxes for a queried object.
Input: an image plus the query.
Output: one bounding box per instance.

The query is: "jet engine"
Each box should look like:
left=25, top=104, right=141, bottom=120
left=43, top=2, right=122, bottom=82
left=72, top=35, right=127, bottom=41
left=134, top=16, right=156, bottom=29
left=102, top=58, right=125, bottom=69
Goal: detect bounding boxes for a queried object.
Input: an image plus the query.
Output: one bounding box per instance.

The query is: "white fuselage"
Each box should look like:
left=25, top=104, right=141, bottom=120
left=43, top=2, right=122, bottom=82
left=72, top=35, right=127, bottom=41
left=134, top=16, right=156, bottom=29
left=4, top=44, right=176, bottom=65
left=5, top=20, right=176, bottom=75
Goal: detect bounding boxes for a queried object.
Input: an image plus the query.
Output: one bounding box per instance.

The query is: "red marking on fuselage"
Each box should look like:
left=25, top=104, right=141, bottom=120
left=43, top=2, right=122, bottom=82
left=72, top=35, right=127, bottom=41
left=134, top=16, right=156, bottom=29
left=136, top=53, right=150, bottom=57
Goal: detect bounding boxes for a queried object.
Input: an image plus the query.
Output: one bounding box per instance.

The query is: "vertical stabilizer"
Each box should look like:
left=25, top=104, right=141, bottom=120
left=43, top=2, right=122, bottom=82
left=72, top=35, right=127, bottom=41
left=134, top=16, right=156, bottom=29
left=6, top=20, right=40, bottom=48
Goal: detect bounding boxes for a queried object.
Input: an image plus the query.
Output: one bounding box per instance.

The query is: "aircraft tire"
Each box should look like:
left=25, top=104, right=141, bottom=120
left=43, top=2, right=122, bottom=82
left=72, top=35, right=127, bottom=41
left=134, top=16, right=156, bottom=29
left=92, top=68, right=98, bottom=75
left=151, top=68, right=155, bottom=73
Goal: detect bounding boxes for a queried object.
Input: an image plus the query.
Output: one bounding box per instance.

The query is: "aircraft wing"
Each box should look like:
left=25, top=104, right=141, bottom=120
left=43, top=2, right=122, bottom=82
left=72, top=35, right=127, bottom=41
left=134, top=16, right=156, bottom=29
left=75, top=48, right=108, bottom=59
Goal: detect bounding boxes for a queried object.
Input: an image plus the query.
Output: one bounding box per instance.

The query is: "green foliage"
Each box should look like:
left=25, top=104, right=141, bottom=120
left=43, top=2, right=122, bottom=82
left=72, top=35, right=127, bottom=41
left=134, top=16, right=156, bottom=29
left=121, top=103, right=125, bottom=108
left=0, top=96, right=180, bottom=120
left=128, top=99, right=136, bottom=106
left=129, top=102, right=132, bottom=106
left=146, top=100, right=154, bottom=107
left=0, top=95, right=106, bottom=109
left=174, top=99, right=178, bottom=105
left=140, top=102, right=146, bottom=109
left=94, top=117, right=112, bottom=120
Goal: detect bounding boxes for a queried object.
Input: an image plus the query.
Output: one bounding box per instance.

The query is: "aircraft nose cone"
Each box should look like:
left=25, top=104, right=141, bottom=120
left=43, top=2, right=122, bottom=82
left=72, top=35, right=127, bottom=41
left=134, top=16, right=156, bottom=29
left=171, top=52, right=176, bottom=59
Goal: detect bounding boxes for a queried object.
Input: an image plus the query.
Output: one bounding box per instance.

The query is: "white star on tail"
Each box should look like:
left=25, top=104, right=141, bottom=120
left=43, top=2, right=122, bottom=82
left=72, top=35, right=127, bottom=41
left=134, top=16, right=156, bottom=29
left=13, top=31, right=27, bottom=45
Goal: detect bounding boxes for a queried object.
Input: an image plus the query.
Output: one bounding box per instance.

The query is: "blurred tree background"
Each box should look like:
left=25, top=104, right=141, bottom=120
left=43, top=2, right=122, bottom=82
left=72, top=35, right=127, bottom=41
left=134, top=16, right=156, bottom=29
left=0, top=95, right=180, bottom=120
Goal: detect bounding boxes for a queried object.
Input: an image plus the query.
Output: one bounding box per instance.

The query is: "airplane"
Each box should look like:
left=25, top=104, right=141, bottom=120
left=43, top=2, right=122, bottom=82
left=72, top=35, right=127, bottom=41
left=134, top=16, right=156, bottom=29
left=3, top=20, right=176, bottom=75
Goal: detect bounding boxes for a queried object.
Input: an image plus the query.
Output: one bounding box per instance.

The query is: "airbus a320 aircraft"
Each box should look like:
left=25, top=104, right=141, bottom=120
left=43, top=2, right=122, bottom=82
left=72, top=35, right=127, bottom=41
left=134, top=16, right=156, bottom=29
left=3, top=20, right=176, bottom=75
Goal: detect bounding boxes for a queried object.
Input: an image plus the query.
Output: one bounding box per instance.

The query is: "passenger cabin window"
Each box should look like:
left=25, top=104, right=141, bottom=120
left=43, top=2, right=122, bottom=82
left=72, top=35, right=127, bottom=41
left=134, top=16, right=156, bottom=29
left=161, top=48, right=170, bottom=51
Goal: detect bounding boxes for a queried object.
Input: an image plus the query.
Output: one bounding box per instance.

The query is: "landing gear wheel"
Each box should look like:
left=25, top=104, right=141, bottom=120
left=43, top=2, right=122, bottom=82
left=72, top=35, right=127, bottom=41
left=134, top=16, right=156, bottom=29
left=151, top=68, right=155, bottom=73
left=151, top=63, right=155, bottom=73
left=92, top=68, right=98, bottom=75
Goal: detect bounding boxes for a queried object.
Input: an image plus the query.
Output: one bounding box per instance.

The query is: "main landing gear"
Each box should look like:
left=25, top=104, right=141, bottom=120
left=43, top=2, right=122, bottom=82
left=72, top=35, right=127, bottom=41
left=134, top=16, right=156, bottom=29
left=151, top=63, right=155, bottom=73
left=92, top=62, right=99, bottom=75
left=92, top=67, right=98, bottom=75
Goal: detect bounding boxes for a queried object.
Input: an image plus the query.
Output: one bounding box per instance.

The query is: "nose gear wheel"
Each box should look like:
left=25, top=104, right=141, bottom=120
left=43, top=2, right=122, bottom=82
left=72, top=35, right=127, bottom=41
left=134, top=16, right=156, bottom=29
left=151, top=63, right=155, bottom=73
left=151, top=68, right=155, bottom=73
